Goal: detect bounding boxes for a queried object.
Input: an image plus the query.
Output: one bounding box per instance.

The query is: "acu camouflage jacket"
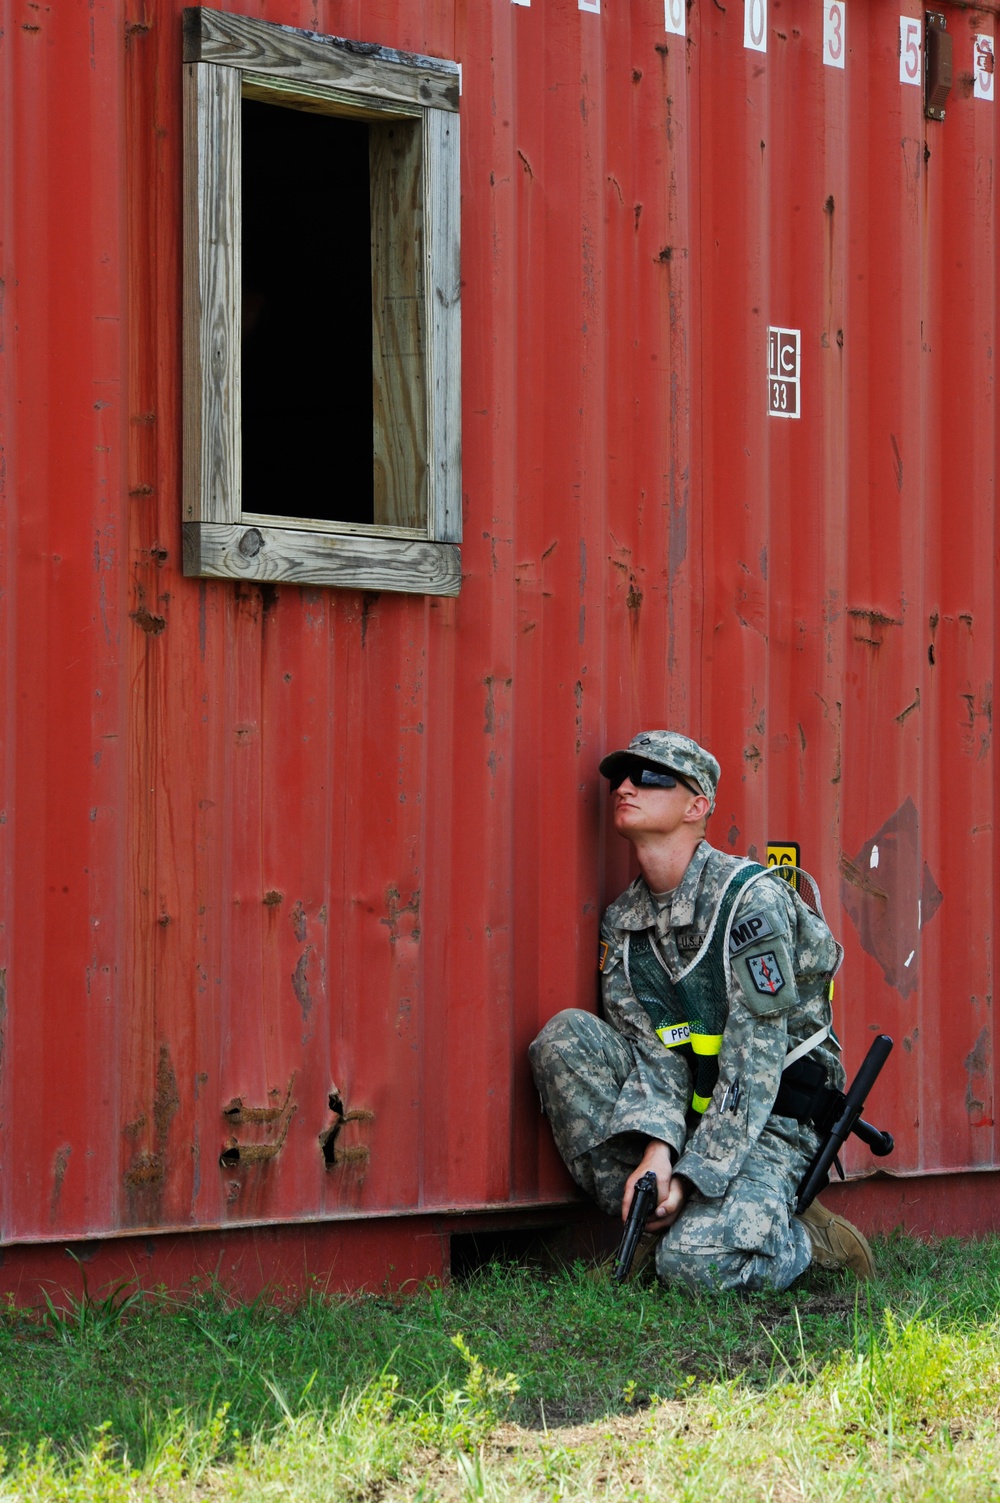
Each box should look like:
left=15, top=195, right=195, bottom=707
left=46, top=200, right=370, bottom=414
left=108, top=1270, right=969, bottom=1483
left=598, top=840, right=846, bottom=1199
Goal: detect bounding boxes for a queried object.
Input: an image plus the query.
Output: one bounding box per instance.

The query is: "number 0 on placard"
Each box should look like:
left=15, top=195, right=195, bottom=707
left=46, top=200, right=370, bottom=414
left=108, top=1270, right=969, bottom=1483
left=823, top=2, right=845, bottom=68
left=664, top=0, right=685, bottom=37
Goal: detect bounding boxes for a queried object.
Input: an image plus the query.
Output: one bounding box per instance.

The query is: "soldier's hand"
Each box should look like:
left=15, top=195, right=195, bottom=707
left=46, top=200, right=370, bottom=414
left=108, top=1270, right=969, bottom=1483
left=622, top=1140, right=686, bottom=1229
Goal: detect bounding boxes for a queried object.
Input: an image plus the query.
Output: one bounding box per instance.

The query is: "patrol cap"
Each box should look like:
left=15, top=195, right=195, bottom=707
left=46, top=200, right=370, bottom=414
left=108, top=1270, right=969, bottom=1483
left=599, top=731, right=720, bottom=810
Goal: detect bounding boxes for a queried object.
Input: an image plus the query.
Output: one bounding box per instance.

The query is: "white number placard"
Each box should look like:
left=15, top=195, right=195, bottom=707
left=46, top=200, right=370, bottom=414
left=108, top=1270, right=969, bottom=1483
left=823, top=1, right=845, bottom=68
left=744, top=0, right=767, bottom=52
left=900, top=15, right=922, bottom=85
left=975, top=34, right=995, bottom=101
left=511, top=0, right=530, bottom=7
left=579, top=0, right=600, bottom=12
left=664, top=0, right=685, bottom=37
left=768, top=328, right=800, bottom=419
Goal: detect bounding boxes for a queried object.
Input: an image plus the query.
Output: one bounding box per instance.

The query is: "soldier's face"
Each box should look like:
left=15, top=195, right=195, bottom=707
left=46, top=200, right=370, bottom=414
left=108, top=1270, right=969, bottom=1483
left=612, top=776, right=702, bottom=839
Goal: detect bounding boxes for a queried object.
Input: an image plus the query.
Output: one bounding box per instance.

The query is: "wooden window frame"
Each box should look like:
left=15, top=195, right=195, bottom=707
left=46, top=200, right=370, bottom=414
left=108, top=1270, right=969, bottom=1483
left=181, top=8, right=462, bottom=596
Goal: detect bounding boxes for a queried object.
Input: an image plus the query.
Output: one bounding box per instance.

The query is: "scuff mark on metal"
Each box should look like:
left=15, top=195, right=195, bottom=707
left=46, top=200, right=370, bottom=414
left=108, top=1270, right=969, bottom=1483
left=890, top=433, right=903, bottom=490
left=50, top=1144, right=72, bottom=1221
left=290, top=900, right=307, bottom=943
left=896, top=688, right=920, bottom=725
left=154, top=1045, right=180, bottom=1142
left=847, top=606, right=903, bottom=647
left=223, top=1073, right=296, bottom=1125
left=960, top=683, right=992, bottom=760
left=130, top=583, right=166, bottom=636
left=380, top=886, right=421, bottom=945
left=840, top=798, right=943, bottom=999
left=964, top=1026, right=992, bottom=1125
left=292, top=947, right=314, bottom=1019
left=220, top=1105, right=297, bottom=1168
left=124, top=1151, right=164, bottom=1189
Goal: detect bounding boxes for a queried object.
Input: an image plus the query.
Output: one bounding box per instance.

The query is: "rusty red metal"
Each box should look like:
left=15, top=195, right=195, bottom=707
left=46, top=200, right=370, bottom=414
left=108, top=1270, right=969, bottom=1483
left=1, top=0, right=998, bottom=1289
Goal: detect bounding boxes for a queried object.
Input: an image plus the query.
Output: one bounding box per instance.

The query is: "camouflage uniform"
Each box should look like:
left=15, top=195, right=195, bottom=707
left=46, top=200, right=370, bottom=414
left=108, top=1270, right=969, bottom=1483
left=529, top=840, right=845, bottom=1291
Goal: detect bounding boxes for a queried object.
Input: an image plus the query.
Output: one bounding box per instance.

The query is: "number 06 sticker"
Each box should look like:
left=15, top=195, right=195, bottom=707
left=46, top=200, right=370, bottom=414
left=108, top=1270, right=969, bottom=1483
left=823, top=1, right=845, bottom=68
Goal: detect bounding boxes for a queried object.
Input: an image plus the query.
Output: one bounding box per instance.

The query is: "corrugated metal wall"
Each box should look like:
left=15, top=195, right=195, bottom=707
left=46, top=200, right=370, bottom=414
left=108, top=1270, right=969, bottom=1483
left=0, top=0, right=996, bottom=1248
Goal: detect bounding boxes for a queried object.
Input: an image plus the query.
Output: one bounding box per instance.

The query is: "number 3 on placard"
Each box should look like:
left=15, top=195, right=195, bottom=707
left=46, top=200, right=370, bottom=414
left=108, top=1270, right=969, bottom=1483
left=823, top=1, right=845, bottom=69
left=899, top=15, right=922, bottom=85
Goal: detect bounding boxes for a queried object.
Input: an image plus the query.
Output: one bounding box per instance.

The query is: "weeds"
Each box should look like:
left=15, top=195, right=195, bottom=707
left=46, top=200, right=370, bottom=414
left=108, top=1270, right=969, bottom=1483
left=0, top=1236, right=999, bottom=1498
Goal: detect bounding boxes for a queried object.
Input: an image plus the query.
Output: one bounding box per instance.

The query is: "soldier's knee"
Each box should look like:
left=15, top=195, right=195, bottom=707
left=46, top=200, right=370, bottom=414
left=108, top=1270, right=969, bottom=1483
left=655, top=1242, right=751, bottom=1292
left=529, top=1009, right=599, bottom=1069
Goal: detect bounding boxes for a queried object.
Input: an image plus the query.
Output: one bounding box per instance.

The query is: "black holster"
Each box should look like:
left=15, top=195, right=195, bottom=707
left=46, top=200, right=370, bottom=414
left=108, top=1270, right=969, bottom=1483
left=772, top=1054, right=844, bottom=1136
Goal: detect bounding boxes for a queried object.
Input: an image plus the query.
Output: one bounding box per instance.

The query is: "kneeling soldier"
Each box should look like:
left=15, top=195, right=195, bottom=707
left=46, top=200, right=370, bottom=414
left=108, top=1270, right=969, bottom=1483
left=529, top=731, right=873, bottom=1290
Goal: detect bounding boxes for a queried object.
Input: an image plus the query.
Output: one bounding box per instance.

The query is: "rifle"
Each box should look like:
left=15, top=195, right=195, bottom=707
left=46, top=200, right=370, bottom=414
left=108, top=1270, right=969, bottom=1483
left=612, top=1170, right=658, bottom=1283
left=796, top=1034, right=895, bottom=1214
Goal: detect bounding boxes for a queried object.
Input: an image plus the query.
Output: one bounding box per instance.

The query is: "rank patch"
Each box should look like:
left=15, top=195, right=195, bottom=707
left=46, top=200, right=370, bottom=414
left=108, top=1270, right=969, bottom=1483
left=656, top=1021, right=691, bottom=1048
left=599, top=940, right=610, bottom=973
left=729, top=911, right=775, bottom=954
left=747, top=952, right=785, bottom=996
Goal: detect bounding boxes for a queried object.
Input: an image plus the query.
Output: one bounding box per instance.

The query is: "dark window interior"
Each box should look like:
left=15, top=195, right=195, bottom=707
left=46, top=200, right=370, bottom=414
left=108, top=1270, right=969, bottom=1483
left=241, top=99, right=374, bottom=525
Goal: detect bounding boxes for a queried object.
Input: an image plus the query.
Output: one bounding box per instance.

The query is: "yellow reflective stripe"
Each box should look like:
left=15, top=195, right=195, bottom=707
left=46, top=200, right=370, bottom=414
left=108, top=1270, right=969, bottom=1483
left=656, top=1021, right=691, bottom=1049
left=691, top=1092, right=712, bottom=1114
left=689, top=1032, right=723, bottom=1056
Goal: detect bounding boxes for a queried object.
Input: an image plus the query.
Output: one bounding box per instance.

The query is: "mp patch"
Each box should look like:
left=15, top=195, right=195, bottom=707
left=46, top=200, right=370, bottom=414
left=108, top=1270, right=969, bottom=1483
left=747, top=952, right=785, bottom=996
left=729, top=911, right=775, bottom=954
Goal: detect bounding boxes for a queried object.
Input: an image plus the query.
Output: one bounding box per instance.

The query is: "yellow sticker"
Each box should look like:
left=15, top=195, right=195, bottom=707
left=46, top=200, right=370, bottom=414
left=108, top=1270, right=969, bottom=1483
left=766, top=842, right=800, bottom=890
left=598, top=940, right=610, bottom=973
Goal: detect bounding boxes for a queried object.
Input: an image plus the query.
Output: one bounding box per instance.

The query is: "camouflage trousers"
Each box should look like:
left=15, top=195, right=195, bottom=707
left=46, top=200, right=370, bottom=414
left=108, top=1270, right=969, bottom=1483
left=529, top=1009, right=814, bottom=1292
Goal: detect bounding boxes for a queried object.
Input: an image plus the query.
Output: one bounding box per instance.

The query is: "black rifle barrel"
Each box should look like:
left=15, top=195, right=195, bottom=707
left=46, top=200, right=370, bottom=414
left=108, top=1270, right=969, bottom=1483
left=796, top=1034, right=893, bottom=1214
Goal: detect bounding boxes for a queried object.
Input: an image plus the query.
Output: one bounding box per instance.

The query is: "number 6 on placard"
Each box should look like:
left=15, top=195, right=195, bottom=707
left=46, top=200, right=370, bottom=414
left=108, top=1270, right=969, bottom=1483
left=823, top=1, right=845, bottom=68
left=900, top=15, right=922, bottom=84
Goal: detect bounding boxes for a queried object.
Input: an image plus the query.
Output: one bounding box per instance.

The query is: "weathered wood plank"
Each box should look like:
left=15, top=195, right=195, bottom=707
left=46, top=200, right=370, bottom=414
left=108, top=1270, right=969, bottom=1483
left=425, top=108, right=462, bottom=544
left=183, top=522, right=461, bottom=596
left=182, top=62, right=241, bottom=525
left=183, top=9, right=460, bottom=112
left=370, top=118, right=427, bottom=531
left=240, top=73, right=418, bottom=122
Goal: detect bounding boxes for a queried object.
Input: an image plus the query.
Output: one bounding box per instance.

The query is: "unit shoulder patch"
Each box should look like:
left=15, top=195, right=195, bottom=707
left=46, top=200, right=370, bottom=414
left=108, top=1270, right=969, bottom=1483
left=728, top=911, right=775, bottom=954
left=746, top=952, right=785, bottom=997
left=599, top=940, right=610, bottom=973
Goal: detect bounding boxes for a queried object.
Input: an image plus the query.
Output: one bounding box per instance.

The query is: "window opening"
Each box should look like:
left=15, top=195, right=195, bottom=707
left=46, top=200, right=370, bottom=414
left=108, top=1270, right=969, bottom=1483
left=241, top=100, right=374, bottom=526
left=182, top=8, right=461, bottom=595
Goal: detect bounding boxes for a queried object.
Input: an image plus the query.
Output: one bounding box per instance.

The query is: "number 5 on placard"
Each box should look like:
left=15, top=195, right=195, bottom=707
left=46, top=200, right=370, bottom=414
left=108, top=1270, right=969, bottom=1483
left=823, top=1, right=845, bottom=69
left=900, top=15, right=922, bottom=85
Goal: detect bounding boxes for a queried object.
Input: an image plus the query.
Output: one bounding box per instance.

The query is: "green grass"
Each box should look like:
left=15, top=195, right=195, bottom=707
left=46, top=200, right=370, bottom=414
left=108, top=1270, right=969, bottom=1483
left=0, top=1234, right=999, bottom=1498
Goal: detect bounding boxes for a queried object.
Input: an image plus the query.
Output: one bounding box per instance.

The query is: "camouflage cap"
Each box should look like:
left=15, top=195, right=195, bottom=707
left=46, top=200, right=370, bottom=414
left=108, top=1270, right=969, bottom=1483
left=599, top=731, right=721, bottom=809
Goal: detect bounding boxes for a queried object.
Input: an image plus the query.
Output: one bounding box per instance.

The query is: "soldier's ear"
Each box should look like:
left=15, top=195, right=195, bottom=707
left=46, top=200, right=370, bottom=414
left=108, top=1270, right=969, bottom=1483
left=684, top=792, right=711, bottom=823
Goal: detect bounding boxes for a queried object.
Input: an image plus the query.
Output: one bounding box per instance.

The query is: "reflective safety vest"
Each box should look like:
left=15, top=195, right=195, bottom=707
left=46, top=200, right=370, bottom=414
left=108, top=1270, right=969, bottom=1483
left=623, top=863, right=764, bottom=1113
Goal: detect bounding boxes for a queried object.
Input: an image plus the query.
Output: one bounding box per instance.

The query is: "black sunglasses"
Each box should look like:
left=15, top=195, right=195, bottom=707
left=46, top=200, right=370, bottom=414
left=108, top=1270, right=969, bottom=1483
left=608, top=759, right=697, bottom=794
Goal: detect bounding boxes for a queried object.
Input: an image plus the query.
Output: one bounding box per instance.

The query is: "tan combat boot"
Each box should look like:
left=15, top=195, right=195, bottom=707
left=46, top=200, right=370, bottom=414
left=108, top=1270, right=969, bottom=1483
left=800, top=1199, right=875, bottom=1279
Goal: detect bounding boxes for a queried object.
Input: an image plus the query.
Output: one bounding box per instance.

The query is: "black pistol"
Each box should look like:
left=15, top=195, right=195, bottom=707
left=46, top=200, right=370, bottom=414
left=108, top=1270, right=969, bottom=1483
left=612, top=1170, right=659, bottom=1283
left=796, top=1034, right=895, bottom=1215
